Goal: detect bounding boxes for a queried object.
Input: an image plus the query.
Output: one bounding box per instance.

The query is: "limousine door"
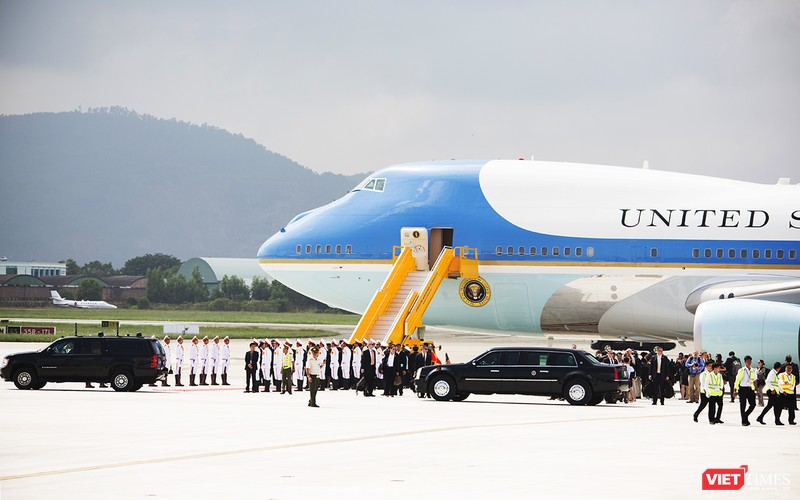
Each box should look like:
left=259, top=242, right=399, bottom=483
left=511, top=350, right=559, bottom=395
left=459, top=351, right=513, bottom=394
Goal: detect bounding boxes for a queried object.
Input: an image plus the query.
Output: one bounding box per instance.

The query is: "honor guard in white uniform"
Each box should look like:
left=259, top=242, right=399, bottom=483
left=340, top=341, right=352, bottom=390
left=328, top=341, right=340, bottom=390
left=294, top=340, right=305, bottom=392
left=220, top=336, right=231, bottom=385
left=199, top=336, right=210, bottom=385
left=260, top=341, right=271, bottom=392
left=352, top=341, right=362, bottom=390
left=162, top=335, right=172, bottom=387
left=189, top=336, right=200, bottom=386
left=268, top=340, right=280, bottom=392
left=174, top=335, right=185, bottom=386
left=210, top=336, right=220, bottom=385
left=317, top=340, right=328, bottom=391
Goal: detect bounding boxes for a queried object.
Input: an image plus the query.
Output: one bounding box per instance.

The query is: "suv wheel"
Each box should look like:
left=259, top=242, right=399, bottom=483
left=13, top=368, right=38, bottom=390
left=111, top=369, right=134, bottom=392
left=430, top=375, right=456, bottom=401
left=564, top=379, right=592, bottom=405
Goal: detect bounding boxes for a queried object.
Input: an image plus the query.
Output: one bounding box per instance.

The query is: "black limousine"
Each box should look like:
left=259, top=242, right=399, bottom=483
left=414, top=347, right=629, bottom=405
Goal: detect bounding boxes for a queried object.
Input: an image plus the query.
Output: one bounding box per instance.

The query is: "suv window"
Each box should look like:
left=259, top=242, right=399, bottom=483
left=107, top=340, right=152, bottom=356
left=518, top=351, right=548, bottom=366
left=547, top=352, right=577, bottom=366
left=80, top=339, right=104, bottom=355
left=50, top=339, right=78, bottom=355
left=475, top=351, right=503, bottom=366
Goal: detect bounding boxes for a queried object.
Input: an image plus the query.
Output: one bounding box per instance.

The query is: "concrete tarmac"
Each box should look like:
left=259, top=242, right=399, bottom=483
left=1, top=335, right=797, bottom=499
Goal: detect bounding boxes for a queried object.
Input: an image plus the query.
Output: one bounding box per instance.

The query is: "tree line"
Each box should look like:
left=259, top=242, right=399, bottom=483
left=65, top=254, right=333, bottom=312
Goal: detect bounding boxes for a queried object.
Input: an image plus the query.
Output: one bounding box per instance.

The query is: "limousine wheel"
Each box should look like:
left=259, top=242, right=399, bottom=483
left=564, top=379, right=592, bottom=405
left=430, top=375, right=456, bottom=401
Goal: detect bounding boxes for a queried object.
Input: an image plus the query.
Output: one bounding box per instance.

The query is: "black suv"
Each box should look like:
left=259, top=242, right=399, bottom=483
left=1, top=334, right=168, bottom=392
left=414, top=347, right=629, bottom=405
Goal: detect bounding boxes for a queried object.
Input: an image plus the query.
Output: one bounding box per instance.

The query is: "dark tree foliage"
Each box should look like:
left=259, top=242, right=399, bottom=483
left=76, top=279, right=103, bottom=301
left=121, top=253, right=181, bottom=275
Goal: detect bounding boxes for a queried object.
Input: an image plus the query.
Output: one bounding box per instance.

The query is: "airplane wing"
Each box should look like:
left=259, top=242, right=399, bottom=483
left=685, top=276, right=800, bottom=314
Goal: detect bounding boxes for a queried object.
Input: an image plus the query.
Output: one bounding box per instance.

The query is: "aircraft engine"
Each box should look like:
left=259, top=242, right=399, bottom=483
left=694, top=299, right=799, bottom=365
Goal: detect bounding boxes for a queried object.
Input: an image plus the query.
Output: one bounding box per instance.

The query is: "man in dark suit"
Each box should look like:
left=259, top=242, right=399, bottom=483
left=420, top=344, right=433, bottom=367
left=361, top=340, right=377, bottom=396
left=244, top=342, right=260, bottom=393
left=649, top=346, right=669, bottom=405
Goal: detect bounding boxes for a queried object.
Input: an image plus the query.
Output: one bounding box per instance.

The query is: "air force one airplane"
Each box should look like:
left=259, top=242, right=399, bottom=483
left=51, top=291, right=117, bottom=310
left=257, top=159, right=800, bottom=362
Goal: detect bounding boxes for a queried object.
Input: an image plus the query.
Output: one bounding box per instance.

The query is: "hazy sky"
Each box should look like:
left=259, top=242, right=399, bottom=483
left=1, top=1, right=799, bottom=182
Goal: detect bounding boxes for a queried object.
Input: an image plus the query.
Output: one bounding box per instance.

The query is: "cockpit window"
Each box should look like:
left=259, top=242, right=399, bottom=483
left=351, top=178, right=386, bottom=193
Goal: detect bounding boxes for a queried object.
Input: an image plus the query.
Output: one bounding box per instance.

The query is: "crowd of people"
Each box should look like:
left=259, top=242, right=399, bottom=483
left=595, top=346, right=798, bottom=426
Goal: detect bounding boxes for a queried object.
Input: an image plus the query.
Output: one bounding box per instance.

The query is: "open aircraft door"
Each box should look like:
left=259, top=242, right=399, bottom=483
left=401, top=227, right=429, bottom=271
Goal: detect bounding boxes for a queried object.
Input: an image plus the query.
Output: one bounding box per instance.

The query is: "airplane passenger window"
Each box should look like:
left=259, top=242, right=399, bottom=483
left=305, top=245, right=312, bottom=254
left=496, top=247, right=502, bottom=256
left=552, top=247, right=559, bottom=256
left=753, top=249, right=760, bottom=259
left=777, top=250, right=785, bottom=259
left=336, top=245, right=342, bottom=254
left=296, top=245, right=302, bottom=255
left=345, top=245, right=352, bottom=254
left=716, top=249, right=723, bottom=258
left=575, top=247, right=582, bottom=257
left=790, top=250, right=797, bottom=259
left=507, top=246, right=513, bottom=255
left=315, top=244, right=322, bottom=254
left=704, top=249, right=712, bottom=258
left=586, top=247, right=594, bottom=257
left=740, top=249, right=748, bottom=259
left=529, top=246, right=537, bottom=256
left=728, top=249, right=735, bottom=259
left=650, top=248, right=658, bottom=258
left=564, top=247, right=571, bottom=256
left=765, top=249, right=772, bottom=259
left=692, top=248, right=700, bottom=258
left=541, top=247, right=548, bottom=257
left=518, top=246, right=525, bottom=256
left=374, top=179, right=386, bottom=191
left=325, top=245, right=331, bottom=254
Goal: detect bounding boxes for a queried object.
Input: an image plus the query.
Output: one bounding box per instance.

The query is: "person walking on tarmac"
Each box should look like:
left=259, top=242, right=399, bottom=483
left=757, top=362, right=785, bottom=425
left=244, top=342, right=260, bottom=393
left=733, top=355, right=757, bottom=426
left=707, top=363, right=725, bottom=425
left=693, top=362, right=714, bottom=422
left=280, top=345, right=294, bottom=394
left=649, top=346, right=669, bottom=405
left=778, top=364, right=797, bottom=425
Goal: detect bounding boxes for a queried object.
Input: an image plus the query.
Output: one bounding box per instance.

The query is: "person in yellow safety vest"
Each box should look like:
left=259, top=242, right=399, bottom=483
left=281, top=346, right=294, bottom=395
left=693, top=363, right=715, bottom=423
left=707, top=362, right=725, bottom=425
left=733, top=355, right=757, bottom=426
left=777, top=364, right=796, bottom=425
left=757, top=361, right=785, bottom=425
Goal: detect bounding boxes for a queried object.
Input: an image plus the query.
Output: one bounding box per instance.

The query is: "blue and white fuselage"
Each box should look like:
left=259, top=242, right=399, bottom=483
left=257, top=159, right=800, bottom=351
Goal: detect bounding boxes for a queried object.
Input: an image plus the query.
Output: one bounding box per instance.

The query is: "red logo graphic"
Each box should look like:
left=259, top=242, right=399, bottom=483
left=702, top=465, right=748, bottom=490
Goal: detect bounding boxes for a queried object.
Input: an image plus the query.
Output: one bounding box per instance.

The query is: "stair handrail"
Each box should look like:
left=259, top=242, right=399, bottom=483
left=348, top=246, right=415, bottom=343
left=403, top=246, right=456, bottom=342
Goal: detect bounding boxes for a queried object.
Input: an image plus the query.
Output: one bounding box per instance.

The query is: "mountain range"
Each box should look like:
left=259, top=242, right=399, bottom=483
left=0, top=108, right=366, bottom=266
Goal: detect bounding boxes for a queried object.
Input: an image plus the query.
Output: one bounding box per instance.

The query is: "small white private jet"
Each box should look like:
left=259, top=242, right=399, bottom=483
left=51, top=290, right=117, bottom=309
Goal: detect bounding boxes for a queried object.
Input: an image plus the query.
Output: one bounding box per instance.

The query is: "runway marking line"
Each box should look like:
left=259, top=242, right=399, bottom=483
left=1, top=412, right=684, bottom=482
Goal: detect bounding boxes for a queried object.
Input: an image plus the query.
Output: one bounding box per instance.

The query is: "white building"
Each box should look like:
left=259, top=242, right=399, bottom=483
left=0, top=259, right=66, bottom=277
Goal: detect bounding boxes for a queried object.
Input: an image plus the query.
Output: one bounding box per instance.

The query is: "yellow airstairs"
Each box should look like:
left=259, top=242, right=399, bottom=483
left=348, top=245, right=479, bottom=347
